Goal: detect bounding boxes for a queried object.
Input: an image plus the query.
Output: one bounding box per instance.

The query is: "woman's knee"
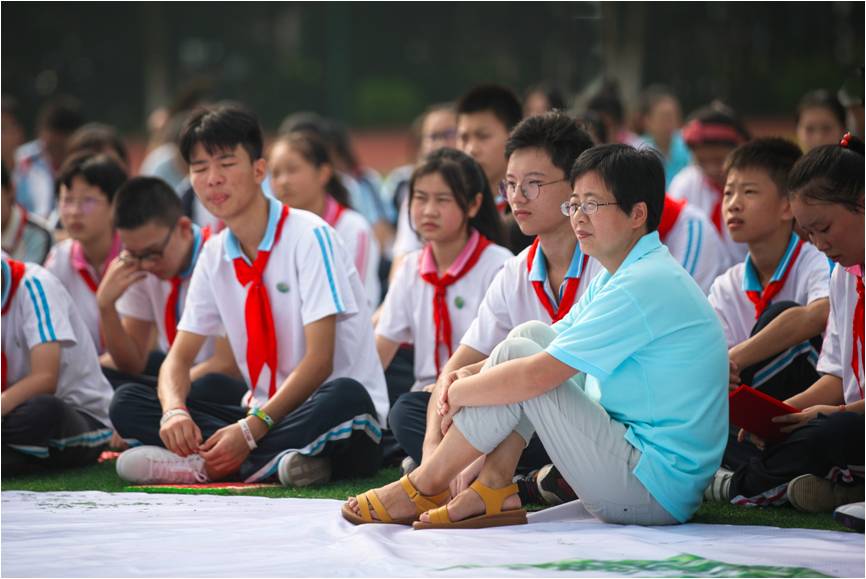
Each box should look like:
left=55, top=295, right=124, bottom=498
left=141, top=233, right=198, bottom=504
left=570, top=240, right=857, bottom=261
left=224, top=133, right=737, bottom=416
left=489, top=336, right=545, bottom=366
left=507, top=320, right=556, bottom=344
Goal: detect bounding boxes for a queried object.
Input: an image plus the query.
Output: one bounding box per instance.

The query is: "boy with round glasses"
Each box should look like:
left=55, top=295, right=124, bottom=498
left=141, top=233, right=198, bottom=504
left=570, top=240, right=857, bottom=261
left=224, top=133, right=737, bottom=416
left=96, top=176, right=246, bottom=405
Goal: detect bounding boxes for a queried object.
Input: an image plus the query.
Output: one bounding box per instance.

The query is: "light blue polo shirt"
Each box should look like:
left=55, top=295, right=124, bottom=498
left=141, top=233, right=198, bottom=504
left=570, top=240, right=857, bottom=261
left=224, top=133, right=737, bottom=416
left=546, top=232, right=728, bottom=523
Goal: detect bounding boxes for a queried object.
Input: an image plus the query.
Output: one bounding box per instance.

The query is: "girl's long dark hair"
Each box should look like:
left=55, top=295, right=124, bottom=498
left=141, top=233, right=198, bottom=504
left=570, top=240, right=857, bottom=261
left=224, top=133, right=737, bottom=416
left=788, top=134, right=864, bottom=213
left=272, top=131, right=352, bottom=208
left=408, top=147, right=505, bottom=246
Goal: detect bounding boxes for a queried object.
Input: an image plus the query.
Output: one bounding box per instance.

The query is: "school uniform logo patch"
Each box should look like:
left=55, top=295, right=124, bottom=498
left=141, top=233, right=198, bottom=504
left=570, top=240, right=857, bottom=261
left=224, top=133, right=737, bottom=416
left=454, top=296, right=465, bottom=309
left=276, top=282, right=290, bottom=293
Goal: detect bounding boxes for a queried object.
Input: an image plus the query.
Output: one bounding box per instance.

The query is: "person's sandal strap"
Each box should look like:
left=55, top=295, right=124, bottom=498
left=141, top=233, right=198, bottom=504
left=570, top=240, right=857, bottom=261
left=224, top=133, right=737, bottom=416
left=358, top=490, right=392, bottom=523
left=426, top=505, right=452, bottom=524
left=470, top=480, right=519, bottom=516
left=399, top=475, right=450, bottom=514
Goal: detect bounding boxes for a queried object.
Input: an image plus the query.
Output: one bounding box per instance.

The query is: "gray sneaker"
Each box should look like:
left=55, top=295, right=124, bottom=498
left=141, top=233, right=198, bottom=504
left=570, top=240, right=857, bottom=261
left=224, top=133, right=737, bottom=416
left=116, top=446, right=208, bottom=484
left=703, top=468, right=733, bottom=502
left=277, top=451, right=332, bottom=487
left=400, top=456, right=417, bottom=476
left=787, top=474, right=865, bottom=513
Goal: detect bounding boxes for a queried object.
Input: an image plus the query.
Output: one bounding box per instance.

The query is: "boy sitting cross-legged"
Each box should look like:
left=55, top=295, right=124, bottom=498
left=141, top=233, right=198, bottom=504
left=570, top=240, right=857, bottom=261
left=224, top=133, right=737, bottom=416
left=112, top=104, right=389, bottom=487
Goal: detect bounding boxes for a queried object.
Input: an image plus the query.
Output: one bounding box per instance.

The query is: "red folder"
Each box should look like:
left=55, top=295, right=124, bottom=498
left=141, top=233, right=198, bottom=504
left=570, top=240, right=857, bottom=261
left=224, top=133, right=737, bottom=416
left=729, top=384, right=799, bottom=442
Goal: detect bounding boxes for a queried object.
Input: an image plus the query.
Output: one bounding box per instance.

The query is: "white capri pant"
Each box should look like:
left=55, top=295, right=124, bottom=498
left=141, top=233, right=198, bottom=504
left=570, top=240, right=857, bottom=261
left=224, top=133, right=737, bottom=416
left=452, top=321, right=678, bottom=525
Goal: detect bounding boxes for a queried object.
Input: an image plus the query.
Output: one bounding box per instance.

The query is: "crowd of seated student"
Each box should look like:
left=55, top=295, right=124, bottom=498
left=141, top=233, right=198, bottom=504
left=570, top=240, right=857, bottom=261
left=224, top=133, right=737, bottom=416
left=1, top=79, right=862, bottom=530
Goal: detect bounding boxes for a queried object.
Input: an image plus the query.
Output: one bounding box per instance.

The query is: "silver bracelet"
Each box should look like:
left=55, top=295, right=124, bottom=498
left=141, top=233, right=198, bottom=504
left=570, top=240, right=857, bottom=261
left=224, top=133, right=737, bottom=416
left=160, top=408, right=191, bottom=427
left=237, top=418, right=258, bottom=450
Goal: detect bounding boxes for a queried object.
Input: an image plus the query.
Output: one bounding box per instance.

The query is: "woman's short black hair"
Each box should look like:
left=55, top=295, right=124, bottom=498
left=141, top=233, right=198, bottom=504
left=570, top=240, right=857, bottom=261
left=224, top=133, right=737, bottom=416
left=179, top=104, right=263, bottom=164
left=569, top=144, right=665, bottom=232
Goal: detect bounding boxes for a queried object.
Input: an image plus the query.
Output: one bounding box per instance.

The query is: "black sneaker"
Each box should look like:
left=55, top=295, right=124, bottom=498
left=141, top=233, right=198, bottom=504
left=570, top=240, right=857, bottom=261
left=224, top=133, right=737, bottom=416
left=536, top=464, right=577, bottom=505
left=514, top=469, right=543, bottom=505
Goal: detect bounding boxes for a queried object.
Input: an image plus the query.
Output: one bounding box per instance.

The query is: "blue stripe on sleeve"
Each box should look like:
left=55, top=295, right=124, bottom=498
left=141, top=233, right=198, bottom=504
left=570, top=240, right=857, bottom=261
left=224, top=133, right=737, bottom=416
left=314, top=227, right=345, bottom=314
left=32, top=278, right=57, bottom=341
left=23, top=279, right=48, bottom=343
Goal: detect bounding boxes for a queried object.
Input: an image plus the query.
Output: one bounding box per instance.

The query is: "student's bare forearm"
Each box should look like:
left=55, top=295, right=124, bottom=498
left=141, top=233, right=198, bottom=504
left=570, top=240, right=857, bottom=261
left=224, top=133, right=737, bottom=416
left=786, top=373, right=844, bottom=409
left=0, top=372, right=57, bottom=416
left=440, top=345, right=486, bottom=376
left=158, top=356, right=194, bottom=412
left=98, top=306, right=147, bottom=374
left=731, top=299, right=830, bottom=368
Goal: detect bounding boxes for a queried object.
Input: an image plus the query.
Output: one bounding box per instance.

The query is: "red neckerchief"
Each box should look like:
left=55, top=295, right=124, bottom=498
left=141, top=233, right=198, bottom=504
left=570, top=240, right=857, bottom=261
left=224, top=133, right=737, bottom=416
left=164, top=226, right=211, bottom=347
left=745, top=238, right=804, bottom=319
left=658, top=196, right=686, bottom=242
left=705, top=177, right=724, bottom=234
left=527, top=238, right=587, bottom=323
left=852, top=273, right=864, bottom=398
left=2, top=259, right=27, bottom=390
left=322, top=195, right=347, bottom=228
left=2, top=204, right=28, bottom=255
left=420, top=232, right=492, bottom=375
left=232, top=206, right=289, bottom=400
left=71, top=232, right=123, bottom=292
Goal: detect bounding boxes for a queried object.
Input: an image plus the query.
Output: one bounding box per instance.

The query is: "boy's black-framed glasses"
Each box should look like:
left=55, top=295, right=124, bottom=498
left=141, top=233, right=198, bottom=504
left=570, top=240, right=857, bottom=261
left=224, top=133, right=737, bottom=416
left=119, top=222, right=177, bottom=267
left=499, top=178, right=568, bottom=201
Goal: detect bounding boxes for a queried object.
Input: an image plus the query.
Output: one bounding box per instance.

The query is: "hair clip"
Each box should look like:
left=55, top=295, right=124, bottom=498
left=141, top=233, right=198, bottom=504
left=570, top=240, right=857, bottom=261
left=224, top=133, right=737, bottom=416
left=840, top=132, right=852, bottom=148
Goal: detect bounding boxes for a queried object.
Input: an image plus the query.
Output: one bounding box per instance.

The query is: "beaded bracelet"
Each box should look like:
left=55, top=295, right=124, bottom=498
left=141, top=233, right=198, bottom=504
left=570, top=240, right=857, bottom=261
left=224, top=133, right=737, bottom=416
left=237, top=418, right=258, bottom=450
left=160, top=408, right=191, bottom=427
left=247, top=406, right=275, bottom=430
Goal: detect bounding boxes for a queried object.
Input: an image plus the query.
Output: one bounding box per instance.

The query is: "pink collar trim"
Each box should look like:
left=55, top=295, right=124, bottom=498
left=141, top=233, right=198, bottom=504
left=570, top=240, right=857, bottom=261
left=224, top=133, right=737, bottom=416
left=419, top=229, right=480, bottom=277
left=71, top=232, right=122, bottom=277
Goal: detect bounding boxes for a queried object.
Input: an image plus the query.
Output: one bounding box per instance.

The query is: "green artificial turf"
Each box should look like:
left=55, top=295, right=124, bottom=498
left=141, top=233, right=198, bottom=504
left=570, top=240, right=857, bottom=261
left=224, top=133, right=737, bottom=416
left=0, top=461, right=852, bottom=532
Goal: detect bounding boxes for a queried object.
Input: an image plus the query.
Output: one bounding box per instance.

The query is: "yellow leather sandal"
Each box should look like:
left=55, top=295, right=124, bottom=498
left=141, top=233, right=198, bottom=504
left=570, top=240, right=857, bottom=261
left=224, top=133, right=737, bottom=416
left=412, top=480, right=527, bottom=530
left=341, top=475, right=450, bottom=526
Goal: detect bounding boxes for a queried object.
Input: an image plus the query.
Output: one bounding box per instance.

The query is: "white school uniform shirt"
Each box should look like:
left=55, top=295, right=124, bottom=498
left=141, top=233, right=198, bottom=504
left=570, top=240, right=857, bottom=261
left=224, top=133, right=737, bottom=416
left=322, top=196, right=381, bottom=308
left=708, top=233, right=831, bottom=348
left=44, top=235, right=123, bottom=354
left=669, top=165, right=748, bottom=267
left=461, top=239, right=603, bottom=356
left=115, top=224, right=216, bottom=364
left=661, top=202, right=727, bottom=294
left=178, top=197, right=389, bottom=425
left=817, top=265, right=864, bottom=403
left=376, top=230, right=512, bottom=390
left=2, top=259, right=113, bottom=427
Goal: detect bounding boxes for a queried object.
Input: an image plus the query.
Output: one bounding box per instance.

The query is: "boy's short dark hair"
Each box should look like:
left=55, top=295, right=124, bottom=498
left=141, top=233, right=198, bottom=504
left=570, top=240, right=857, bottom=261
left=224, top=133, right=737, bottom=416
left=68, top=123, right=129, bottom=166
left=505, top=111, right=594, bottom=176
left=570, top=144, right=665, bottom=232
left=724, top=138, right=803, bottom=196
left=179, top=104, right=263, bottom=164
left=56, top=152, right=127, bottom=203
left=37, top=95, right=84, bottom=135
left=456, top=84, right=523, bottom=132
left=113, top=176, right=183, bottom=230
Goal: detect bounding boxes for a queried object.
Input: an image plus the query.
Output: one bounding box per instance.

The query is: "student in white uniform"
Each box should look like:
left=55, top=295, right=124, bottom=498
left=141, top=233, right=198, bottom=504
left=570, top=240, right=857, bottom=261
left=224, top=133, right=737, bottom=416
left=1, top=166, right=53, bottom=264
left=670, top=103, right=751, bottom=266
left=95, top=176, right=245, bottom=405
left=708, top=138, right=830, bottom=404
left=2, top=256, right=113, bottom=474
left=268, top=131, right=381, bottom=308
left=113, top=105, right=389, bottom=487
left=388, top=112, right=600, bottom=498
left=657, top=195, right=726, bottom=293
left=44, top=153, right=127, bottom=354
left=376, top=148, right=511, bottom=398
left=706, top=134, right=864, bottom=512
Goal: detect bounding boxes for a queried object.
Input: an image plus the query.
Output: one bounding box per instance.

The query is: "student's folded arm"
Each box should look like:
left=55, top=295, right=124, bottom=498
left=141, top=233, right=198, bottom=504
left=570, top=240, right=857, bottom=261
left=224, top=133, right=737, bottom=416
left=375, top=335, right=401, bottom=372
left=158, top=330, right=206, bottom=412
left=449, top=351, right=576, bottom=408
left=1, top=341, right=61, bottom=416
left=257, top=315, right=336, bottom=430
left=102, top=315, right=155, bottom=375
left=730, top=298, right=830, bottom=369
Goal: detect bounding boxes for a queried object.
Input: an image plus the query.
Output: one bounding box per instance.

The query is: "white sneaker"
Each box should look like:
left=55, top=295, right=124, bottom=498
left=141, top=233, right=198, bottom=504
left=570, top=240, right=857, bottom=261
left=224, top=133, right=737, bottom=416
left=277, top=451, right=331, bottom=487
left=400, top=456, right=417, bottom=476
left=116, top=446, right=208, bottom=484
left=834, top=501, right=865, bottom=533
left=703, top=467, right=733, bottom=502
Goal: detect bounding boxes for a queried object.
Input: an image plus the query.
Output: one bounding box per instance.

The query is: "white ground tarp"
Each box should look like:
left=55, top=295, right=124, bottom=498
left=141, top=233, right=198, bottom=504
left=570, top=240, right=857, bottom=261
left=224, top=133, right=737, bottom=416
left=1, top=491, right=863, bottom=577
